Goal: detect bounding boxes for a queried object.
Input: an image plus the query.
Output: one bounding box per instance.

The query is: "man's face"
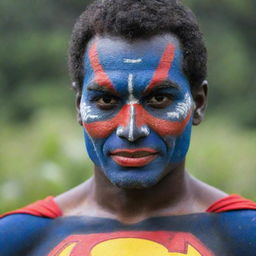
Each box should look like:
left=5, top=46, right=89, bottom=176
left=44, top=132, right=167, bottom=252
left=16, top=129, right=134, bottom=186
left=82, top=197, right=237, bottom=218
left=80, top=34, right=194, bottom=189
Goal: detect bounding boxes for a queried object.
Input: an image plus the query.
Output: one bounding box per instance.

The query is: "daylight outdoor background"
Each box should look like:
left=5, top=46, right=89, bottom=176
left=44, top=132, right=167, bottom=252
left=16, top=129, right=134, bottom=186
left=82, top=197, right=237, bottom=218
left=0, top=0, right=255, bottom=213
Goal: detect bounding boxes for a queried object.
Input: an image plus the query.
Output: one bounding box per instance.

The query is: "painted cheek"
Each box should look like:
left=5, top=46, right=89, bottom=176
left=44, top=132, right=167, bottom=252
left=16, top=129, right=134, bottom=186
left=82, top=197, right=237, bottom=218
left=135, top=104, right=192, bottom=137
left=83, top=104, right=130, bottom=138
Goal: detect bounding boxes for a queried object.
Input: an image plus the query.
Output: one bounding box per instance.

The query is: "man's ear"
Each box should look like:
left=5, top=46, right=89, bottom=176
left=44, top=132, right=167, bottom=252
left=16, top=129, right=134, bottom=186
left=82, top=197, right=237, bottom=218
left=75, top=92, right=83, bottom=126
left=192, top=80, right=208, bottom=126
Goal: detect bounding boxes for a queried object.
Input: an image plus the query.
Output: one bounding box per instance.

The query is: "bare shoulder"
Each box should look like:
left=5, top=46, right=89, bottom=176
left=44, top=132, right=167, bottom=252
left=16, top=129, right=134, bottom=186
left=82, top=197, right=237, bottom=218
left=191, top=176, right=228, bottom=210
left=55, top=178, right=94, bottom=216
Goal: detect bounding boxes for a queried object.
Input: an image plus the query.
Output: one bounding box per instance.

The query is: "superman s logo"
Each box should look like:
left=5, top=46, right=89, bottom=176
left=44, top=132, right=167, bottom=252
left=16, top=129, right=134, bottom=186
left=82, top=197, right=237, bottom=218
left=49, top=231, right=214, bottom=256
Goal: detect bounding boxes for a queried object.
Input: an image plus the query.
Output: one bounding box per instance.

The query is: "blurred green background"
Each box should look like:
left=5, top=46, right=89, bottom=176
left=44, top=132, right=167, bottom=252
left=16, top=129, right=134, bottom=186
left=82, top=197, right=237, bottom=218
left=0, top=0, right=255, bottom=213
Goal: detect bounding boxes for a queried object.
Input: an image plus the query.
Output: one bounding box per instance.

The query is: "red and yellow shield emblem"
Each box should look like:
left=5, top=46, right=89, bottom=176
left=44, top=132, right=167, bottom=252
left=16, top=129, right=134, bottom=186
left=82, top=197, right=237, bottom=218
left=48, top=231, right=214, bottom=256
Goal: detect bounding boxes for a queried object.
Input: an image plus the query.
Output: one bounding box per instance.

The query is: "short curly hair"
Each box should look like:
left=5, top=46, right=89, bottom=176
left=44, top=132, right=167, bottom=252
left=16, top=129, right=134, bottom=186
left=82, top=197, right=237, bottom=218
left=68, top=0, right=207, bottom=94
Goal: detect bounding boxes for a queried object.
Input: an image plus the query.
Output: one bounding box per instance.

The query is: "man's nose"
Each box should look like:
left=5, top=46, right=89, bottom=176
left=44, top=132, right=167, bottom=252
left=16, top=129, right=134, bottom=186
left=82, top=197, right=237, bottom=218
left=116, top=104, right=150, bottom=142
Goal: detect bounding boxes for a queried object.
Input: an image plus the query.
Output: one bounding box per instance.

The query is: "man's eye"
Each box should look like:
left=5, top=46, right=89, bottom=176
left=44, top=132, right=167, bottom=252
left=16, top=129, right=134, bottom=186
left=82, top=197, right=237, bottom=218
left=96, top=95, right=119, bottom=110
left=147, top=95, right=172, bottom=108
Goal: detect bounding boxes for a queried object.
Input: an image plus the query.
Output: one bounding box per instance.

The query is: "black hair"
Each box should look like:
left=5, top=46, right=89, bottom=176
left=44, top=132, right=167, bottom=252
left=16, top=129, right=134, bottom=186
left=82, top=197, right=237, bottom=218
left=69, top=0, right=207, bottom=94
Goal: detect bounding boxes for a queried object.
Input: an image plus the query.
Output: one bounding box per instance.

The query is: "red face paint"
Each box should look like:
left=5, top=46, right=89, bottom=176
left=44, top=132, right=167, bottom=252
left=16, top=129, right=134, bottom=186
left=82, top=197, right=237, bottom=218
left=83, top=102, right=191, bottom=139
left=88, top=43, right=118, bottom=94
left=145, top=44, right=176, bottom=94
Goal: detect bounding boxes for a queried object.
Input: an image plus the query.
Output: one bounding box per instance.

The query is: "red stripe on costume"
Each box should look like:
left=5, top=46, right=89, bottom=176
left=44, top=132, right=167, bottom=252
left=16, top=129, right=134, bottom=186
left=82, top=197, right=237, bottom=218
left=145, top=44, right=176, bottom=94
left=207, top=194, right=256, bottom=213
left=0, top=196, right=62, bottom=219
left=89, top=43, right=116, bottom=94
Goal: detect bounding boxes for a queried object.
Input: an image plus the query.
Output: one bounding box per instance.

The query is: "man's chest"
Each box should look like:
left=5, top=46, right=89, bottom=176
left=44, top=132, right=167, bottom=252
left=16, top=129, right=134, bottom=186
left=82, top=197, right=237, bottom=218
left=28, top=214, right=241, bottom=256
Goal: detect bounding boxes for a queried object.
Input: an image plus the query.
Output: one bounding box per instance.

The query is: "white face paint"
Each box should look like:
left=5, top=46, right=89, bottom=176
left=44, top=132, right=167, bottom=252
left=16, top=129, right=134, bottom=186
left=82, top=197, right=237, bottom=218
left=167, top=93, right=193, bottom=120
left=128, top=104, right=136, bottom=141
left=127, top=73, right=139, bottom=104
left=80, top=102, right=100, bottom=122
left=123, top=58, right=143, bottom=63
left=115, top=72, right=151, bottom=142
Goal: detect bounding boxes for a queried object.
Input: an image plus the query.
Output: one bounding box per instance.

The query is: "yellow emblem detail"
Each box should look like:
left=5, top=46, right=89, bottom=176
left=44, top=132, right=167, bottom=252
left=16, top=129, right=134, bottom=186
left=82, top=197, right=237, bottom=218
left=90, top=238, right=202, bottom=256
left=58, top=242, right=77, bottom=256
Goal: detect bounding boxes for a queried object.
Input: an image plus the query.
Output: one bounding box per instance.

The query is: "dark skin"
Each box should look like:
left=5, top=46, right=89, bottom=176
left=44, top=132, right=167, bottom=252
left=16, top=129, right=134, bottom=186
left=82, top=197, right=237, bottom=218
left=56, top=81, right=227, bottom=224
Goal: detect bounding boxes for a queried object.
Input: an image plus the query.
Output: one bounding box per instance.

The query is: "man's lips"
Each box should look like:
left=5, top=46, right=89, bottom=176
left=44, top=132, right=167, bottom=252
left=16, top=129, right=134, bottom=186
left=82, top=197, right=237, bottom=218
left=110, top=148, right=158, bottom=167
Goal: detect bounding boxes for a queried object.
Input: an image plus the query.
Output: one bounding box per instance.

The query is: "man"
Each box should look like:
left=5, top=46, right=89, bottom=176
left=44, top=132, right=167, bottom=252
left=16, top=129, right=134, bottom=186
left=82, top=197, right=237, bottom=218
left=1, top=0, right=256, bottom=255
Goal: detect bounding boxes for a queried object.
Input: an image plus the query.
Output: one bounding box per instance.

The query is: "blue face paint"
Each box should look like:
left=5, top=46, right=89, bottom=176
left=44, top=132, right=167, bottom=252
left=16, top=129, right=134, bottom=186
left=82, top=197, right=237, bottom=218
left=80, top=34, right=194, bottom=189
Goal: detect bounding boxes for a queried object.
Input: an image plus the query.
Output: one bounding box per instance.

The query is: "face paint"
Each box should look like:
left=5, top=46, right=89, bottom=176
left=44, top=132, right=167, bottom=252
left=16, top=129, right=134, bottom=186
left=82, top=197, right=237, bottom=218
left=80, top=34, right=194, bottom=188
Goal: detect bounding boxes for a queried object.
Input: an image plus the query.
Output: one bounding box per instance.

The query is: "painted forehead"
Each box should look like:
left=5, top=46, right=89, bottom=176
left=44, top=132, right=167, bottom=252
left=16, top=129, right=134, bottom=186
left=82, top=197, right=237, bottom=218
left=91, top=35, right=179, bottom=66
left=83, top=34, right=189, bottom=96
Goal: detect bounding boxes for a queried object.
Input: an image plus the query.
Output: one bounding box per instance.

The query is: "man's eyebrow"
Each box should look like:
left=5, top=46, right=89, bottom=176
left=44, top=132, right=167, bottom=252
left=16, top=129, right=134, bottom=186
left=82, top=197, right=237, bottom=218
left=144, top=80, right=180, bottom=95
left=87, top=82, right=116, bottom=93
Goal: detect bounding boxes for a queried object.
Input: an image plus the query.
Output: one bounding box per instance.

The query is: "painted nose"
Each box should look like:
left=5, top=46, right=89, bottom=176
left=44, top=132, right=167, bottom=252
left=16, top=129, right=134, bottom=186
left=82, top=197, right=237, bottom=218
left=116, top=104, right=150, bottom=142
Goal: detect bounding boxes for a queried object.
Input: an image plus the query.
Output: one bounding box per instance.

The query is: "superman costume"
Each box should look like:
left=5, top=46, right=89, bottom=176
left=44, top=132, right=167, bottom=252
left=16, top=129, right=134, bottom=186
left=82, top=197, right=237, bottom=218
left=1, top=195, right=256, bottom=256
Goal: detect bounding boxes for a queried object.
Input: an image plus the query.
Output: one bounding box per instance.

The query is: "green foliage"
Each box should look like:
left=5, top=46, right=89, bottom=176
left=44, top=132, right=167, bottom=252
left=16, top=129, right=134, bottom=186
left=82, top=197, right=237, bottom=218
left=0, top=110, right=93, bottom=212
left=0, top=0, right=89, bottom=123
left=187, top=0, right=256, bottom=127
left=188, top=115, right=256, bottom=200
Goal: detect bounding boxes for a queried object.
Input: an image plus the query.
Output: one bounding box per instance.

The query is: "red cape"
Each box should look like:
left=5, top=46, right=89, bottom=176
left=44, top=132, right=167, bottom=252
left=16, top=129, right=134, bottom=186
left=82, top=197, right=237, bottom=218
left=0, top=196, right=62, bottom=219
left=206, top=194, right=256, bottom=213
left=1, top=194, right=256, bottom=219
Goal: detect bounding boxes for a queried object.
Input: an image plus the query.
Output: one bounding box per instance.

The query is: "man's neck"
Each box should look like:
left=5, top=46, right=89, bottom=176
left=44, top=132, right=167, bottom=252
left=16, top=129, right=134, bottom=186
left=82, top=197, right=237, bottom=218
left=56, top=162, right=227, bottom=223
left=89, top=162, right=198, bottom=222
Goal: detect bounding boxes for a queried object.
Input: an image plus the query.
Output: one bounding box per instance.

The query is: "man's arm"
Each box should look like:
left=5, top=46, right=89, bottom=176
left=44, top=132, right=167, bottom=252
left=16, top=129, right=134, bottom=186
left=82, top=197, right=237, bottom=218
left=218, top=210, right=256, bottom=255
left=0, top=214, right=52, bottom=256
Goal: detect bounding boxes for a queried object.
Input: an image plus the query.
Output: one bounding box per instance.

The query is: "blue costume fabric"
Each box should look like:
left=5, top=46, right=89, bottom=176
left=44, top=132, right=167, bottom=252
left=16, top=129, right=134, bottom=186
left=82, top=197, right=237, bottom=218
left=1, top=195, right=256, bottom=256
